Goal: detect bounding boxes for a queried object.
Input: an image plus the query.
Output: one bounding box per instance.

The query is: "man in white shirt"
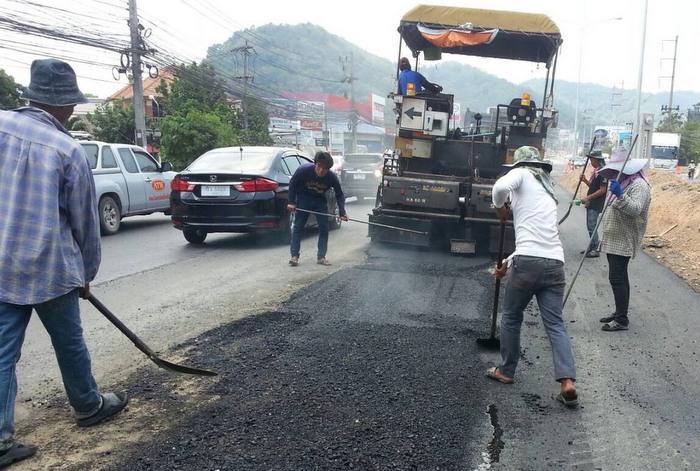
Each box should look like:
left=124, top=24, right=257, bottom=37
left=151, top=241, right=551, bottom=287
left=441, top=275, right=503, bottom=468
left=485, top=146, right=578, bottom=407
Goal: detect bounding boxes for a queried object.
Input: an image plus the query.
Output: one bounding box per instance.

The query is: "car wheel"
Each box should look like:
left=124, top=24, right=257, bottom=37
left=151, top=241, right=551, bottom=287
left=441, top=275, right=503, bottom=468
left=99, top=196, right=121, bottom=235
left=329, top=201, right=341, bottom=230
left=183, top=228, right=207, bottom=244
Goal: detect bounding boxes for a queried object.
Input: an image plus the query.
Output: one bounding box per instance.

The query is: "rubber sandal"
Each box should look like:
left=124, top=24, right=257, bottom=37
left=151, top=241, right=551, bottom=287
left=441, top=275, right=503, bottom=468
left=602, top=320, right=628, bottom=331
left=317, top=258, right=331, bottom=266
left=485, top=366, right=514, bottom=384
left=0, top=443, right=37, bottom=467
left=555, top=391, right=579, bottom=408
left=76, top=392, right=128, bottom=427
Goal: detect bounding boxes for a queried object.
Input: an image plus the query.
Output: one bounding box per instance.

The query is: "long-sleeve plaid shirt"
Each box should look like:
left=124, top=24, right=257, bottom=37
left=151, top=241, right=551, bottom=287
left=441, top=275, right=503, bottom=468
left=600, top=178, right=651, bottom=258
left=0, top=107, right=101, bottom=305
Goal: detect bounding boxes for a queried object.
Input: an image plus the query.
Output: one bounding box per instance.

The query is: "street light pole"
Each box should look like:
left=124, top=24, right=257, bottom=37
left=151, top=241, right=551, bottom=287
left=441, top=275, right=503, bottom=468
left=570, top=16, right=622, bottom=157
left=635, top=0, right=649, bottom=159
left=572, top=25, right=583, bottom=157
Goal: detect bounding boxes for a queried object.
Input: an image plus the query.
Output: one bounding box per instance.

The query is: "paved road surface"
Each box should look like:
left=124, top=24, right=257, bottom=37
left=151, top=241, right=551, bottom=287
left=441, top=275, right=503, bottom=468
left=12, top=192, right=700, bottom=470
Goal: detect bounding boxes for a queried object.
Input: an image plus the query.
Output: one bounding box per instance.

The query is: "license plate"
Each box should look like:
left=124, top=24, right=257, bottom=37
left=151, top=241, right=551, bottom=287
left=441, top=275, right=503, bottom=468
left=353, top=173, right=366, bottom=180
left=201, top=185, right=230, bottom=196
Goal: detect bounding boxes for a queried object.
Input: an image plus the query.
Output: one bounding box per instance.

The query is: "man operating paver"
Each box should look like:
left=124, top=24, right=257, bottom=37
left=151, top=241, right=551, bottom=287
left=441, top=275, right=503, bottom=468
left=486, top=146, right=579, bottom=407
left=0, top=59, right=127, bottom=468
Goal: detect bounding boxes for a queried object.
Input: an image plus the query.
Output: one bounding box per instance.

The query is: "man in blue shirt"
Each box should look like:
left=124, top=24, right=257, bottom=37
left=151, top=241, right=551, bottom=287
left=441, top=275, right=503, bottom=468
left=287, top=151, right=348, bottom=266
left=397, top=57, right=443, bottom=96
left=0, top=59, right=127, bottom=468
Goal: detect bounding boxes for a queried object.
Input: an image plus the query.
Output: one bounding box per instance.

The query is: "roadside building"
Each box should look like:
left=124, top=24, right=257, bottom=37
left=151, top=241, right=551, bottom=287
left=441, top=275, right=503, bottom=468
left=107, top=66, right=177, bottom=154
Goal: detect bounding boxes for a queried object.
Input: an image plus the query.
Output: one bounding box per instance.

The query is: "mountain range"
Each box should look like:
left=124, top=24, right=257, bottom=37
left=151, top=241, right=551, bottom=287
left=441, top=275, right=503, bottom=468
left=206, top=23, right=700, bottom=130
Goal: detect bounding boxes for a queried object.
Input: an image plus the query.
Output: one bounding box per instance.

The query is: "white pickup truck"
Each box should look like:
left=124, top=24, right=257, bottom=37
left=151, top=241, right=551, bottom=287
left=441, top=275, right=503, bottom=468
left=79, top=141, right=177, bottom=235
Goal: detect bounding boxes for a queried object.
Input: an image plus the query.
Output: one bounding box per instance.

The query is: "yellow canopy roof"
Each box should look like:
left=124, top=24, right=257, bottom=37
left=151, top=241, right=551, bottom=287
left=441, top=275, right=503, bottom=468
left=401, top=5, right=560, bottom=35
left=399, top=4, right=562, bottom=63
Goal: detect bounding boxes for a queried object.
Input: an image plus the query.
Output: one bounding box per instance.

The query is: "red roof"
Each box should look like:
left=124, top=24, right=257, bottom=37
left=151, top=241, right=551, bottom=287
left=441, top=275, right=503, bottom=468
left=108, top=66, right=177, bottom=101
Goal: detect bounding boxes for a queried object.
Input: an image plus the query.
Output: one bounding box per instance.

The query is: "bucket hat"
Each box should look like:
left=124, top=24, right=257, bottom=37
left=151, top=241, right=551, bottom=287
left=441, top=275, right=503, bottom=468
left=599, top=148, right=647, bottom=179
left=504, top=146, right=552, bottom=172
left=21, top=59, right=87, bottom=106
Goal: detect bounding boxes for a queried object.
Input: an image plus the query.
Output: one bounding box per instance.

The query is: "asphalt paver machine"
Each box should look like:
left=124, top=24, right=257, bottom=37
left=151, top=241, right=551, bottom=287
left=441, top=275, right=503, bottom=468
left=370, top=5, right=563, bottom=253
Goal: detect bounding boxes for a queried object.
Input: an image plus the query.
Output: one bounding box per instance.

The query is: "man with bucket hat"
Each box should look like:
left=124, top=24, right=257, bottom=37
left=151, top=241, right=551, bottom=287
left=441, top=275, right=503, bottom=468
left=485, top=146, right=579, bottom=408
left=578, top=150, right=608, bottom=258
left=0, top=59, right=127, bottom=467
left=597, top=149, right=651, bottom=332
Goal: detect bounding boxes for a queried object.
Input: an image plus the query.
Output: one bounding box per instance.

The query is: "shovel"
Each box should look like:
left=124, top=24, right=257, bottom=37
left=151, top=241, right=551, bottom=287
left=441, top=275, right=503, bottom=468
left=88, top=295, right=217, bottom=377
left=476, top=221, right=506, bottom=350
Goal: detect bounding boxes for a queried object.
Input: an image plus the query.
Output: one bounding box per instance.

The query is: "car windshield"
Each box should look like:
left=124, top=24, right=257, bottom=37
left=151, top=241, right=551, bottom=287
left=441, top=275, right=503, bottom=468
left=187, top=150, right=275, bottom=173
left=344, top=154, right=383, bottom=166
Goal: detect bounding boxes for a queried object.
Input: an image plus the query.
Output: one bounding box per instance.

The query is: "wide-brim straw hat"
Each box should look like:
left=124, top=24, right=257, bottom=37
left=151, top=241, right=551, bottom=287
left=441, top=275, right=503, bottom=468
left=599, top=148, right=648, bottom=179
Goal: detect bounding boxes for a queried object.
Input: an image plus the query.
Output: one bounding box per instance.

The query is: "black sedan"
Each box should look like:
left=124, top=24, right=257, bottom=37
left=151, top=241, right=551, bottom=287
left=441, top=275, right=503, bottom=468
left=170, top=146, right=340, bottom=244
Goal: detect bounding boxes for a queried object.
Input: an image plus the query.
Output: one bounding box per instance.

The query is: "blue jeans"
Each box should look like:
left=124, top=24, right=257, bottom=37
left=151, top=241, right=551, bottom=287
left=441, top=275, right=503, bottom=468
left=499, top=256, right=576, bottom=381
left=290, top=195, right=329, bottom=259
left=0, top=290, right=101, bottom=451
left=586, top=207, right=601, bottom=252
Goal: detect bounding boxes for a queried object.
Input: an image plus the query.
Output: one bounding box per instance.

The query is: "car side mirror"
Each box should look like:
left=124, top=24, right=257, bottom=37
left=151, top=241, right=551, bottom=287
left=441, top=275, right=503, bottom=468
left=161, top=162, right=173, bottom=172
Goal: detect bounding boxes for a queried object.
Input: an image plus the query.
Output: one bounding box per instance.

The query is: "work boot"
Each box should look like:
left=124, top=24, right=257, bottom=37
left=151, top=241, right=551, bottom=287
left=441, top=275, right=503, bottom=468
left=0, top=443, right=37, bottom=468
left=289, top=256, right=299, bottom=267
left=76, top=392, right=128, bottom=427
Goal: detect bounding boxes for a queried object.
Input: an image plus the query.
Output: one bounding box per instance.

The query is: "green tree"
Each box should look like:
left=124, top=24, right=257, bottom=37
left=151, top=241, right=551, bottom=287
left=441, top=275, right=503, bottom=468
left=86, top=102, right=135, bottom=143
left=156, top=62, right=271, bottom=168
left=680, top=121, right=700, bottom=164
left=159, top=109, right=237, bottom=169
left=0, top=68, right=22, bottom=110
left=241, top=97, right=272, bottom=146
left=656, top=111, right=684, bottom=133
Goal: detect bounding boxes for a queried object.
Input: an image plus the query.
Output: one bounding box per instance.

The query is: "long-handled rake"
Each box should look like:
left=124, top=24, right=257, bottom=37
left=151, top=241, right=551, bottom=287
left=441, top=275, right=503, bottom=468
left=293, top=207, right=428, bottom=235
left=562, top=135, right=639, bottom=308
left=558, top=137, right=597, bottom=225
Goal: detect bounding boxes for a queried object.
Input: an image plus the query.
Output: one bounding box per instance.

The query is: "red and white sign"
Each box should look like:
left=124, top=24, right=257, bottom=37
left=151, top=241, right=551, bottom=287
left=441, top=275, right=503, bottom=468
left=300, top=119, right=323, bottom=131
left=371, top=93, right=385, bottom=126
left=451, top=103, right=461, bottom=125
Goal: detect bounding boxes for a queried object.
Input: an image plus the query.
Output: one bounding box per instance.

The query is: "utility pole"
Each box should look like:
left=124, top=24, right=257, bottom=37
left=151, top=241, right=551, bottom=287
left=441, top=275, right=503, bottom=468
left=660, top=36, right=679, bottom=120
left=232, top=41, right=256, bottom=130
left=128, top=0, right=146, bottom=147
left=340, top=54, right=357, bottom=153
left=610, top=80, right=623, bottom=123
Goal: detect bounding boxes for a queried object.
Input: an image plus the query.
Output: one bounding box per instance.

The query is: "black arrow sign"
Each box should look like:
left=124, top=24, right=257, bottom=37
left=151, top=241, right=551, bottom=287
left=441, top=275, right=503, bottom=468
left=404, top=107, right=423, bottom=120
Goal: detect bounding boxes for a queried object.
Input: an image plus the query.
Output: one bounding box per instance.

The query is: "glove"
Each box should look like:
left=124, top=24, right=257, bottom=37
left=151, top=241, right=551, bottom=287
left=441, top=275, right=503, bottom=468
left=609, top=180, right=622, bottom=197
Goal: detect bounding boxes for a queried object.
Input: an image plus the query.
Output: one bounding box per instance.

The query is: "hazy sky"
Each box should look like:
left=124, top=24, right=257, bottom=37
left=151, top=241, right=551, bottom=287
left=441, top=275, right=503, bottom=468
left=2, top=0, right=698, bottom=99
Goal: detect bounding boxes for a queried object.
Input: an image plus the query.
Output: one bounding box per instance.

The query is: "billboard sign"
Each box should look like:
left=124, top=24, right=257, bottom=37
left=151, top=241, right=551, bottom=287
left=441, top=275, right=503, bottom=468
left=451, top=102, right=461, bottom=125
left=269, top=117, right=299, bottom=132
left=371, top=93, right=385, bottom=125
left=300, top=119, right=324, bottom=131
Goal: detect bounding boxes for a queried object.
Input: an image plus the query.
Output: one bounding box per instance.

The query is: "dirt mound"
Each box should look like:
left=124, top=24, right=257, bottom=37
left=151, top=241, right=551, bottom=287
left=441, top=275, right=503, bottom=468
left=556, top=167, right=700, bottom=292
